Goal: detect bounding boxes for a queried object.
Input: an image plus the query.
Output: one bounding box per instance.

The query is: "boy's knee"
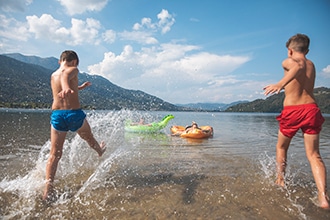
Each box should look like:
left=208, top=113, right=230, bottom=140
left=306, top=152, right=322, bottom=162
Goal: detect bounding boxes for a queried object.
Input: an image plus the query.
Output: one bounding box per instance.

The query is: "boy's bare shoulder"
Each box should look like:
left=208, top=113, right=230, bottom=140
left=306, top=59, right=315, bottom=69
left=62, top=66, right=79, bottom=76
left=282, top=57, right=297, bottom=65
left=283, top=57, right=306, bottom=72
left=51, top=69, right=61, bottom=76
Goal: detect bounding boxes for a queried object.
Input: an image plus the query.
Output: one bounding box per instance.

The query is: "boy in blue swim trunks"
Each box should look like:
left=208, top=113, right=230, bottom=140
left=264, top=34, right=329, bottom=209
left=43, top=50, right=106, bottom=201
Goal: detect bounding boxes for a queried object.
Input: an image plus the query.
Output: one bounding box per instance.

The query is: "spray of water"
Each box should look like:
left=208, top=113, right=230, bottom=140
left=258, top=151, right=316, bottom=219
left=0, top=110, right=144, bottom=219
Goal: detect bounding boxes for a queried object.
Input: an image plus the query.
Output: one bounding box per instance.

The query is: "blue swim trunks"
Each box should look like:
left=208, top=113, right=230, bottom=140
left=50, top=109, right=86, bottom=132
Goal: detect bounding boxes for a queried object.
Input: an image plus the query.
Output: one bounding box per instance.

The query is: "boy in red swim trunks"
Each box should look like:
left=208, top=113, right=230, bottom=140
left=264, top=33, right=329, bottom=209
left=43, top=50, right=106, bottom=201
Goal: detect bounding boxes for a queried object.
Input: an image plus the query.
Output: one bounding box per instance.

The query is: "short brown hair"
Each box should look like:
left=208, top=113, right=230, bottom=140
left=286, top=34, right=310, bottom=53
left=60, top=50, right=79, bottom=65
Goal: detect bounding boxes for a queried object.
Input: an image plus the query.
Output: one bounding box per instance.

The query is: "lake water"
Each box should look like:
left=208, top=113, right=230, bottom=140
left=0, top=109, right=329, bottom=219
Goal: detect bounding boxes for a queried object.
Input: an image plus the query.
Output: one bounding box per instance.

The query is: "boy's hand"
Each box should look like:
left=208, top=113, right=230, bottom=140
left=263, top=84, right=282, bottom=96
left=58, top=88, right=74, bottom=98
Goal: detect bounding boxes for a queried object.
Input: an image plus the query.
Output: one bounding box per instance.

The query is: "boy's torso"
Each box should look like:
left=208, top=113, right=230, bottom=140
left=283, top=58, right=316, bottom=106
left=51, top=68, right=81, bottom=110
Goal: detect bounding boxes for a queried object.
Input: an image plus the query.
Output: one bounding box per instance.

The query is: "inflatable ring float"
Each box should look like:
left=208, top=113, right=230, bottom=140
left=170, top=125, right=213, bottom=139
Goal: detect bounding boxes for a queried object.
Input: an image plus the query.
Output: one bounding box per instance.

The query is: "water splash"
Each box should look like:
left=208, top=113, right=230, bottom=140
left=0, top=110, right=139, bottom=218
left=74, top=148, right=129, bottom=199
left=258, top=152, right=310, bottom=220
left=0, top=142, right=49, bottom=219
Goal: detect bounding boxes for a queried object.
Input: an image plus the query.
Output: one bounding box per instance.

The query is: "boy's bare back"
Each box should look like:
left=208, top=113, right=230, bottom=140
left=51, top=65, right=81, bottom=110
left=281, top=56, right=316, bottom=106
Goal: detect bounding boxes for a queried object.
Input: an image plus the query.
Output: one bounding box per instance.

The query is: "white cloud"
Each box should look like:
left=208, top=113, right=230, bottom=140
left=0, top=15, right=30, bottom=41
left=0, top=0, right=32, bottom=12
left=133, top=18, right=156, bottom=31
left=317, top=65, right=330, bottom=88
left=71, top=18, right=101, bottom=45
left=119, top=30, right=158, bottom=45
left=57, top=0, right=109, bottom=15
left=157, top=9, right=175, bottom=34
left=27, top=14, right=62, bottom=39
left=321, top=65, right=330, bottom=78
left=120, top=9, right=175, bottom=45
left=26, top=14, right=101, bottom=45
left=88, top=42, right=251, bottom=103
left=102, top=29, right=116, bottom=44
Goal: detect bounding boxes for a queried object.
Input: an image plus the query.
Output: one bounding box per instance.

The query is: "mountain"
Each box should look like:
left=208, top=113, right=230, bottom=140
left=225, top=87, right=330, bottom=113
left=3, top=53, right=59, bottom=71
left=0, top=54, right=186, bottom=111
left=0, top=55, right=53, bottom=108
left=177, top=101, right=248, bottom=111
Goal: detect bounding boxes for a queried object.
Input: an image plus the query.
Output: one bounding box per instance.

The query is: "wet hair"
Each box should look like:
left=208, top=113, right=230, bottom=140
left=59, top=50, right=79, bottom=65
left=286, top=33, right=310, bottom=53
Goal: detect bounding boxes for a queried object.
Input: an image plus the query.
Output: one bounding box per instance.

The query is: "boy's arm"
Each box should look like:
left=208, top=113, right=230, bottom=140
left=263, top=58, right=302, bottom=95
left=58, top=67, right=78, bottom=98
left=78, top=81, right=92, bottom=90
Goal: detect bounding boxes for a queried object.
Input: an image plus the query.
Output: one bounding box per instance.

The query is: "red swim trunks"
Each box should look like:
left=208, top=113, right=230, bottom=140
left=276, top=103, right=325, bottom=138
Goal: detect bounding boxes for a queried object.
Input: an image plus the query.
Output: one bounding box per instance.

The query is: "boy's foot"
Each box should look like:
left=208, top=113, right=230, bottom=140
left=42, top=187, right=58, bottom=205
left=275, top=177, right=285, bottom=187
left=319, top=192, right=330, bottom=210
left=98, top=141, right=106, bottom=157
left=42, top=181, right=53, bottom=201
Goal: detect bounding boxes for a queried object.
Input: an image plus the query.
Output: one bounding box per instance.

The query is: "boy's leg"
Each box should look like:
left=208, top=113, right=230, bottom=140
left=43, top=127, right=66, bottom=200
left=275, top=130, right=292, bottom=186
left=304, top=133, right=329, bottom=209
left=77, top=119, right=106, bottom=156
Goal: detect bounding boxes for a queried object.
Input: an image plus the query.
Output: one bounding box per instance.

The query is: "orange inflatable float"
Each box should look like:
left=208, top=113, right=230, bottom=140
left=170, top=125, right=213, bottom=139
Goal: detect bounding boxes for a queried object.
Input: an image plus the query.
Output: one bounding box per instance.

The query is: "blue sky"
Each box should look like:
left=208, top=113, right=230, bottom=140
left=1, top=0, right=329, bottom=104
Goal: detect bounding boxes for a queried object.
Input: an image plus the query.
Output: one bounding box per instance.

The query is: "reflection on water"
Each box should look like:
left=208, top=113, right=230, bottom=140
left=0, top=109, right=329, bottom=219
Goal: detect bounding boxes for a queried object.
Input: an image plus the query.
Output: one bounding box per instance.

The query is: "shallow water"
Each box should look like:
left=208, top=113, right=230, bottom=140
left=0, top=109, right=329, bottom=219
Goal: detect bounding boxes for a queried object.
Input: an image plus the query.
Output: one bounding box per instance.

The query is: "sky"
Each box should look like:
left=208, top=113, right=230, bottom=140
left=0, top=0, right=329, bottom=104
